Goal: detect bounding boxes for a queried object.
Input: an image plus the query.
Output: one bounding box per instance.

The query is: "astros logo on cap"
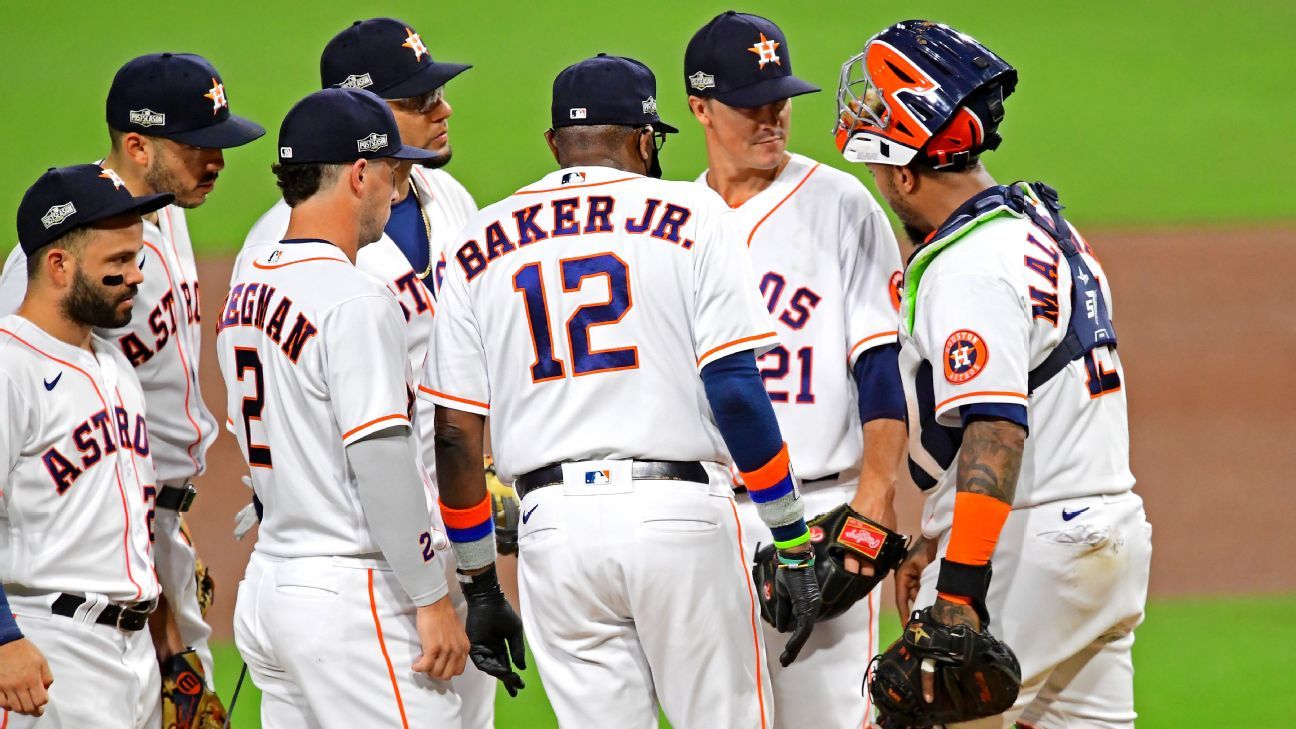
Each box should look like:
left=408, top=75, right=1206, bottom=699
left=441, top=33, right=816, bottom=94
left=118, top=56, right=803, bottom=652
left=944, top=329, right=988, bottom=384
left=99, top=167, right=126, bottom=190
left=748, top=33, right=781, bottom=69
left=203, top=78, right=228, bottom=114
left=402, top=27, right=428, bottom=62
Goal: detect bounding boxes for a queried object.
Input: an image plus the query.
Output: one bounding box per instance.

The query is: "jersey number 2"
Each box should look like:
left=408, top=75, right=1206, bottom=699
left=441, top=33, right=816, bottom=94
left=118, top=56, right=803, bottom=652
left=235, top=348, right=273, bottom=468
left=513, top=253, right=638, bottom=382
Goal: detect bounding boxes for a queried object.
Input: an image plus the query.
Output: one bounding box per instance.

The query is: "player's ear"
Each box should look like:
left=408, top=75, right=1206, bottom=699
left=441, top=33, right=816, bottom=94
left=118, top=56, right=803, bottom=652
left=894, top=165, right=919, bottom=195
left=544, top=129, right=560, bottom=165
left=120, top=132, right=150, bottom=168
left=347, top=159, right=369, bottom=197
left=687, top=96, right=710, bottom=127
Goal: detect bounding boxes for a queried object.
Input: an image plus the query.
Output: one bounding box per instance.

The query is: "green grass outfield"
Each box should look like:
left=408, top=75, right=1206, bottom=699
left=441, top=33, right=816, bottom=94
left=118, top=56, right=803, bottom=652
left=3, top=1, right=1293, bottom=256
left=211, top=593, right=1296, bottom=728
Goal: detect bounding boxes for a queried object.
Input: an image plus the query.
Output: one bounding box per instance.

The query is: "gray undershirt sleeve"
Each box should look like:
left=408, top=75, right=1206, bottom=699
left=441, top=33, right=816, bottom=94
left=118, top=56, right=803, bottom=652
left=346, top=429, right=449, bottom=607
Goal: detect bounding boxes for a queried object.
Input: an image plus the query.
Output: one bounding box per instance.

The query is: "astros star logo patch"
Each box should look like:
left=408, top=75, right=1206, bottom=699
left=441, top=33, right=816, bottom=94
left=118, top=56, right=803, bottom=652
left=203, top=78, right=227, bottom=114
left=402, top=27, right=428, bottom=62
left=99, top=167, right=126, bottom=190
left=944, top=329, right=989, bottom=384
left=748, top=33, right=781, bottom=69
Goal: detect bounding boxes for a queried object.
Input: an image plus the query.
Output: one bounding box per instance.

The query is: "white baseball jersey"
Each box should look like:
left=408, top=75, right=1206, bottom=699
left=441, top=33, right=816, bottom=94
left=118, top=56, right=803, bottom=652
left=239, top=167, right=476, bottom=475
left=425, top=166, right=777, bottom=483
left=217, top=241, right=415, bottom=559
left=0, top=206, right=217, bottom=483
left=698, top=153, right=902, bottom=479
left=0, top=315, right=160, bottom=602
left=902, top=203, right=1134, bottom=537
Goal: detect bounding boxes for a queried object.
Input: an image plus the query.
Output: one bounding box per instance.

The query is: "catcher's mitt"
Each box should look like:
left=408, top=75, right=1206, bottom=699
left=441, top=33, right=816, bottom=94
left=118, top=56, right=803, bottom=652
left=867, top=608, right=1021, bottom=727
left=753, top=504, right=907, bottom=623
left=161, top=650, right=227, bottom=729
left=485, top=457, right=520, bottom=555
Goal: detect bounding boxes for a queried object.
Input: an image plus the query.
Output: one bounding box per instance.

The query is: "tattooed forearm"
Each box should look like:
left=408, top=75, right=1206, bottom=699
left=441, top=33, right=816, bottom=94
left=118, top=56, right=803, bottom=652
left=931, top=595, right=981, bottom=629
left=956, top=419, right=1027, bottom=505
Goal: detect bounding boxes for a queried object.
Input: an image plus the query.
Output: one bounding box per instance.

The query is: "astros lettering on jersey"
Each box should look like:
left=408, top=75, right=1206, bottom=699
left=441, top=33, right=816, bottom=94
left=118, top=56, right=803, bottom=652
left=0, top=315, right=159, bottom=603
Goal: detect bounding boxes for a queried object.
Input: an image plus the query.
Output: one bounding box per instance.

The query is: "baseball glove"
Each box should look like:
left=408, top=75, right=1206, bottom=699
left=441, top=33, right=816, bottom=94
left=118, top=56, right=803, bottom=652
left=161, top=650, right=227, bottom=729
left=485, top=457, right=520, bottom=555
left=867, top=608, right=1021, bottom=727
left=753, top=504, right=908, bottom=623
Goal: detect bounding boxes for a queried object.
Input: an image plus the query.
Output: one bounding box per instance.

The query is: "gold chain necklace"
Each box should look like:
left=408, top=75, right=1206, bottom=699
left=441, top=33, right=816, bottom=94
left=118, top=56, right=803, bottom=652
left=407, top=181, right=434, bottom=280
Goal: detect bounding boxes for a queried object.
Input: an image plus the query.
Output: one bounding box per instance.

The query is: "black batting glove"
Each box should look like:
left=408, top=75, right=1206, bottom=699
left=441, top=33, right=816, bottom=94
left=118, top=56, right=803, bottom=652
left=459, top=564, right=526, bottom=696
left=774, top=548, right=821, bottom=666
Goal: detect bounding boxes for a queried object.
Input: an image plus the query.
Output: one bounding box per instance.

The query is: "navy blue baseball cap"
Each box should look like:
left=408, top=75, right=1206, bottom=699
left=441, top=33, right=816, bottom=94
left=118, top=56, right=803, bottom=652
left=277, top=88, right=440, bottom=164
left=321, top=18, right=471, bottom=99
left=551, top=54, right=678, bottom=133
left=684, top=11, right=819, bottom=108
left=17, top=164, right=174, bottom=255
left=106, top=53, right=265, bottom=148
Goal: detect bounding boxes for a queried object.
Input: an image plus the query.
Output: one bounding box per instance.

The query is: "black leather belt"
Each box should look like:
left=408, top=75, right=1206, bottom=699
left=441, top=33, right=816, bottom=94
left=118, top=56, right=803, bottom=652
left=51, top=593, right=157, bottom=632
left=156, top=482, right=197, bottom=512
left=515, top=460, right=707, bottom=499
left=733, top=472, right=839, bottom=494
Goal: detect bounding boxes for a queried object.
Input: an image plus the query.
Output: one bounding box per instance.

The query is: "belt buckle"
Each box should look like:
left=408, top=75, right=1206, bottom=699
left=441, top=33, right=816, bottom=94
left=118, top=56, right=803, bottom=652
left=116, top=599, right=156, bottom=632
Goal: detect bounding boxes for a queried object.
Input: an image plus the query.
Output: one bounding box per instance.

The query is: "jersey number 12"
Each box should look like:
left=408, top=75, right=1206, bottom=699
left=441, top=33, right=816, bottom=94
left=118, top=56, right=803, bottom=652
left=513, top=253, right=638, bottom=382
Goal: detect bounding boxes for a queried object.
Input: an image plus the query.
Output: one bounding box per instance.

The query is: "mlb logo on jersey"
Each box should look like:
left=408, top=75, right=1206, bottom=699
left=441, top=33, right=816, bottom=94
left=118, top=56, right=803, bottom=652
left=561, top=171, right=586, bottom=185
left=585, top=469, right=612, bottom=486
left=943, top=329, right=989, bottom=384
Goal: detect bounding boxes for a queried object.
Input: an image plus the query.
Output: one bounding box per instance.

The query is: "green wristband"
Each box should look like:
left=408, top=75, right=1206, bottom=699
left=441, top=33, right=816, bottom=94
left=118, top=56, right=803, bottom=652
left=773, top=530, right=811, bottom=552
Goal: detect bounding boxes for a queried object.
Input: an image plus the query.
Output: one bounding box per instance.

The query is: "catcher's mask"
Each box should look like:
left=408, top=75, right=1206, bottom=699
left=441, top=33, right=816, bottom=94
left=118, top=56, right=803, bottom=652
left=835, top=20, right=1017, bottom=170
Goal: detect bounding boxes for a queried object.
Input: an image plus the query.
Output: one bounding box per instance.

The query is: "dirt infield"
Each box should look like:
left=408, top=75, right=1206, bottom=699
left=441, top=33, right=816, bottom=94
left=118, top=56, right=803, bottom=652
left=187, top=225, right=1295, bottom=640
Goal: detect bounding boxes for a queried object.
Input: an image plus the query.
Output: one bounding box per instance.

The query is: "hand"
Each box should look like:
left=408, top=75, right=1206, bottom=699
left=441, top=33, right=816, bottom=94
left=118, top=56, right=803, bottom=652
left=147, top=595, right=187, bottom=664
left=233, top=475, right=258, bottom=540
left=412, top=596, right=470, bottom=680
left=461, top=565, right=526, bottom=696
left=844, top=491, right=898, bottom=576
left=0, top=638, right=53, bottom=717
left=893, top=536, right=934, bottom=621
left=919, top=596, right=982, bottom=703
left=774, top=547, right=821, bottom=667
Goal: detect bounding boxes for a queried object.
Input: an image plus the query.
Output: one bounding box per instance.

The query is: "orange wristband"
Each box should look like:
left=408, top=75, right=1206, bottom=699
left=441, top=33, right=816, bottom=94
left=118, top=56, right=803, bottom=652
left=937, top=592, right=974, bottom=606
left=944, top=492, right=1011, bottom=566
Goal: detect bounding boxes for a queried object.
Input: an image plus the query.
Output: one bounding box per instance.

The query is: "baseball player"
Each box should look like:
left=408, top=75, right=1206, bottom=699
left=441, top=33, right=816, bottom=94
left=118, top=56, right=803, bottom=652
left=0, top=164, right=173, bottom=727
left=234, top=19, right=498, bottom=723
left=220, top=87, right=470, bottom=728
left=835, top=21, right=1152, bottom=727
left=0, top=52, right=265, bottom=687
left=426, top=54, right=822, bottom=729
left=240, top=16, right=475, bottom=478
left=685, top=12, right=908, bottom=728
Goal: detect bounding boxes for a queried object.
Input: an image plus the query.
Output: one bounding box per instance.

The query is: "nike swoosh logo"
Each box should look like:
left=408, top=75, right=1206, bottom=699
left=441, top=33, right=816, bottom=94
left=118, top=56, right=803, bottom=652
left=522, top=504, right=539, bottom=524
left=1062, top=507, right=1090, bottom=521
left=43, top=372, right=62, bottom=391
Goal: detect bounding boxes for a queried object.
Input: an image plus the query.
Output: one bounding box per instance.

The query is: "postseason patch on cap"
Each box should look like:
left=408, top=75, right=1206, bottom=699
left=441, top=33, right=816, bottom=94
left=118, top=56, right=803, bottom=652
left=641, top=96, right=657, bottom=114
left=340, top=73, right=374, bottom=89
left=129, top=108, right=166, bottom=128
left=356, top=132, right=389, bottom=153
left=837, top=516, right=886, bottom=560
left=689, top=71, right=715, bottom=91
left=41, top=202, right=76, bottom=229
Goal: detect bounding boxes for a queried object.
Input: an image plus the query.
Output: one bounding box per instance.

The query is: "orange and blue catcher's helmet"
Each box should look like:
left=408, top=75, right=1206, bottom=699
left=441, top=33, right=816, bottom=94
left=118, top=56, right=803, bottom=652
left=835, top=21, right=1017, bottom=170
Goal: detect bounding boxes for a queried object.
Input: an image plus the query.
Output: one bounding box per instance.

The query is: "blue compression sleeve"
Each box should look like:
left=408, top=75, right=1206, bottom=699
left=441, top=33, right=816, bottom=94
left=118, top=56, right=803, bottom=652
left=852, top=343, right=906, bottom=424
left=701, top=350, right=783, bottom=471
left=961, top=403, right=1029, bottom=430
left=0, top=582, right=22, bottom=645
left=702, top=350, right=808, bottom=547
